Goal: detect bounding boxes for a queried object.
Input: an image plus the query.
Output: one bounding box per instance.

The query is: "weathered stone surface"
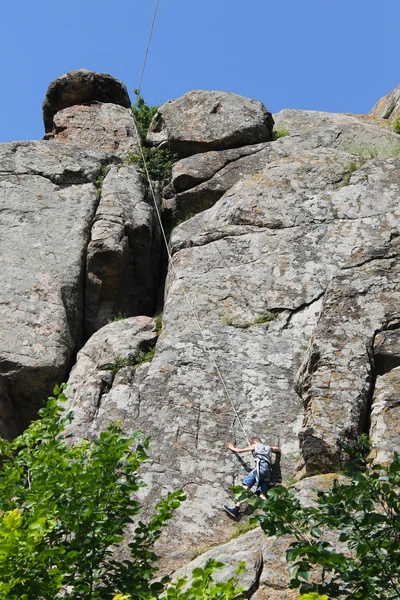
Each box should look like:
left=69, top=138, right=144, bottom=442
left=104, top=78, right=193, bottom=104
left=370, top=328, right=400, bottom=465
left=167, top=143, right=270, bottom=195
left=65, top=317, right=158, bottom=439
left=369, top=367, right=400, bottom=466
left=369, top=83, right=400, bottom=123
left=43, top=69, right=131, bottom=133
left=0, top=141, right=104, bottom=433
left=46, top=103, right=138, bottom=153
left=147, top=90, right=274, bottom=156
left=85, top=165, right=161, bottom=337
left=0, top=140, right=107, bottom=183
left=297, top=235, right=400, bottom=474
left=163, top=143, right=271, bottom=219
left=163, top=110, right=400, bottom=221
left=272, top=108, right=390, bottom=134
left=172, top=475, right=346, bottom=599
left=65, top=145, right=400, bottom=569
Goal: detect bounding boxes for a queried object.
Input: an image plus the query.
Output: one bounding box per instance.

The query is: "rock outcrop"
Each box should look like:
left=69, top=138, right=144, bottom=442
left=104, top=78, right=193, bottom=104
left=369, top=83, right=400, bottom=124
left=65, top=316, right=158, bottom=438
left=297, top=234, right=400, bottom=474
left=0, top=73, right=159, bottom=433
left=85, top=165, right=161, bottom=337
left=2, top=72, right=400, bottom=596
left=0, top=141, right=104, bottom=434
left=43, top=69, right=131, bottom=133
left=147, top=90, right=274, bottom=156
left=47, top=103, right=138, bottom=153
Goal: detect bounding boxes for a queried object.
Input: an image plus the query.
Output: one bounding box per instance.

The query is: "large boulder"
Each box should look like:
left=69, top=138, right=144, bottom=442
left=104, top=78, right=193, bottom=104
left=0, top=141, right=106, bottom=434
left=369, top=83, right=400, bottom=124
left=46, top=103, right=138, bottom=153
left=147, top=90, right=274, bottom=156
left=42, top=69, right=131, bottom=133
left=85, top=165, right=161, bottom=337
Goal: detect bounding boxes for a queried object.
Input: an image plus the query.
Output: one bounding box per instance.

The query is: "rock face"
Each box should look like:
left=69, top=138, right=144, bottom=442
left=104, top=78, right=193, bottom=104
left=297, top=235, right=400, bottom=474
left=85, top=165, right=161, bottom=337
left=42, top=69, right=131, bottom=133
left=172, top=474, right=346, bottom=600
left=147, top=90, right=274, bottom=156
left=163, top=142, right=271, bottom=220
left=0, top=141, right=104, bottom=434
left=369, top=83, right=400, bottom=124
left=3, top=72, right=400, bottom=596
left=65, top=316, right=158, bottom=439
left=0, top=71, right=159, bottom=434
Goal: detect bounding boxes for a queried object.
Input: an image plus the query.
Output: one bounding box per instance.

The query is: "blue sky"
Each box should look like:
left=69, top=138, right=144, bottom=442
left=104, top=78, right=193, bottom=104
left=1, top=0, right=399, bottom=143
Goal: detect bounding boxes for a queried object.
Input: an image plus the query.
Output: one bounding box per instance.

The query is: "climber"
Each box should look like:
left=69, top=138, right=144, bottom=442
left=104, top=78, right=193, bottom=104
left=223, top=437, right=280, bottom=519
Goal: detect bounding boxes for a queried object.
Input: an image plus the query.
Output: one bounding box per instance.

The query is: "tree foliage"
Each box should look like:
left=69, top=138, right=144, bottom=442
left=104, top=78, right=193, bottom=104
left=132, top=91, right=158, bottom=137
left=254, top=450, right=400, bottom=599
left=0, top=386, right=243, bottom=599
left=0, top=385, right=187, bottom=599
left=126, top=146, right=176, bottom=182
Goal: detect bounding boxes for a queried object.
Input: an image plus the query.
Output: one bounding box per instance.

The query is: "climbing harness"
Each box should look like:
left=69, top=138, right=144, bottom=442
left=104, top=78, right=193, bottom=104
left=253, top=443, right=273, bottom=485
left=133, top=0, right=252, bottom=445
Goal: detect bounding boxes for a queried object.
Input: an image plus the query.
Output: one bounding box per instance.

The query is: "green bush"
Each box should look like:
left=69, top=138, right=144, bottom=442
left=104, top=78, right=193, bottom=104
left=132, top=90, right=158, bottom=137
left=0, top=385, right=186, bottom=599
left=252, top=451, right=400, bottom=599
left=126, top=146, right=176, bottom=182
left=113, top=559, right=244, bottom=599
left=273, top=127, right=289, bottom=140
left=393, top=118, right=400, bottom=134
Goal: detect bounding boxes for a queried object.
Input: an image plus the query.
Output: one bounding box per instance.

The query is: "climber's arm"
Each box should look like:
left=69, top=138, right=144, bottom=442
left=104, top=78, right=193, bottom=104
left=226, top=441, right=255, bottom=453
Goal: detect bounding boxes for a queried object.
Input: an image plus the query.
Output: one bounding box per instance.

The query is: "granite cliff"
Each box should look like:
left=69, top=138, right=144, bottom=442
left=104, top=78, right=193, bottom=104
left=1, top=70, right=400, bottom=598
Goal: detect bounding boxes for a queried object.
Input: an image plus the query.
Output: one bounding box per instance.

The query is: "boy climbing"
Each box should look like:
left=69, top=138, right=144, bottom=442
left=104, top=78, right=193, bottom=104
left=223, top=437, right=280, bottom=519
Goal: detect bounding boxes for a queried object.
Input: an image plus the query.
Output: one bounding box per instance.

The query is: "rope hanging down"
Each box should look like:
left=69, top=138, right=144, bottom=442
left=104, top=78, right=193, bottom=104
left=136, top=0, right=160, bottom=97
left=133, top=1, right=250, bottom=446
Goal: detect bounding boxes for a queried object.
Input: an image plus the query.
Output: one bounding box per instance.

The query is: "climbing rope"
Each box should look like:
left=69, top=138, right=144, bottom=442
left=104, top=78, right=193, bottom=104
left=133, top=0, right=250, bottom=446
left=136, top=0, right=160, bottom=97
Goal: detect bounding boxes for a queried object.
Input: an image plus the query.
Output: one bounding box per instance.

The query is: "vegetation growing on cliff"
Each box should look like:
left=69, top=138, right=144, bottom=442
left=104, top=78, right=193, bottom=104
left=126, top=146, right=176, bottom=182
left=0, top=386, right=243, bottom=599
left=132, top=90, right=158, bottom=137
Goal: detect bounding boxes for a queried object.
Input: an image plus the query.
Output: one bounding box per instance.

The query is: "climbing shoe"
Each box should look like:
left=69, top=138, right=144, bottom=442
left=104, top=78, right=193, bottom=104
left=223, top=504, right=239, bottom=519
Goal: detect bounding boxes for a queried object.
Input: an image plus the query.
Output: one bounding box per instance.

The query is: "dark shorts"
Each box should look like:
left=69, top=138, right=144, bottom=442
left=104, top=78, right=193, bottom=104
left=242, top=464, right=271, bottom=495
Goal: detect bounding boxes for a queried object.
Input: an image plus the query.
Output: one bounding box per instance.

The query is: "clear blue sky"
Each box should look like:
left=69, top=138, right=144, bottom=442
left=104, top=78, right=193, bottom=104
left=1, top=0, right=399, bottom=143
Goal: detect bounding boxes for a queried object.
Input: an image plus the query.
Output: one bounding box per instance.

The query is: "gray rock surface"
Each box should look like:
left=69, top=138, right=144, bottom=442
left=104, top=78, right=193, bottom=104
left=297, top=234, right=400, bottom=474
left=272, top=107, right=389, bottom=134
left=163, top=143, right=271, bottom=219
left=85, top=165, right=161, bottom=337
left=46, top=103, right=138, bottom=153
left=172, top=474, right=346, bottom=600
left=369, top=83, right=400, bottom=123
left=369, top=328, right=400, bottom=465
left=163, top=109, right=400, bottom=222
left=64, top=143, right=400, bottom=569
left=43, top=69, right=131, bottom=133
left=147, top=90, right=274, bottom=156
left=65, top=316, right=158, bottom=439
left=4, top=74, right=400, bottom=587
left=0, top=141, right=105, bottom=433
